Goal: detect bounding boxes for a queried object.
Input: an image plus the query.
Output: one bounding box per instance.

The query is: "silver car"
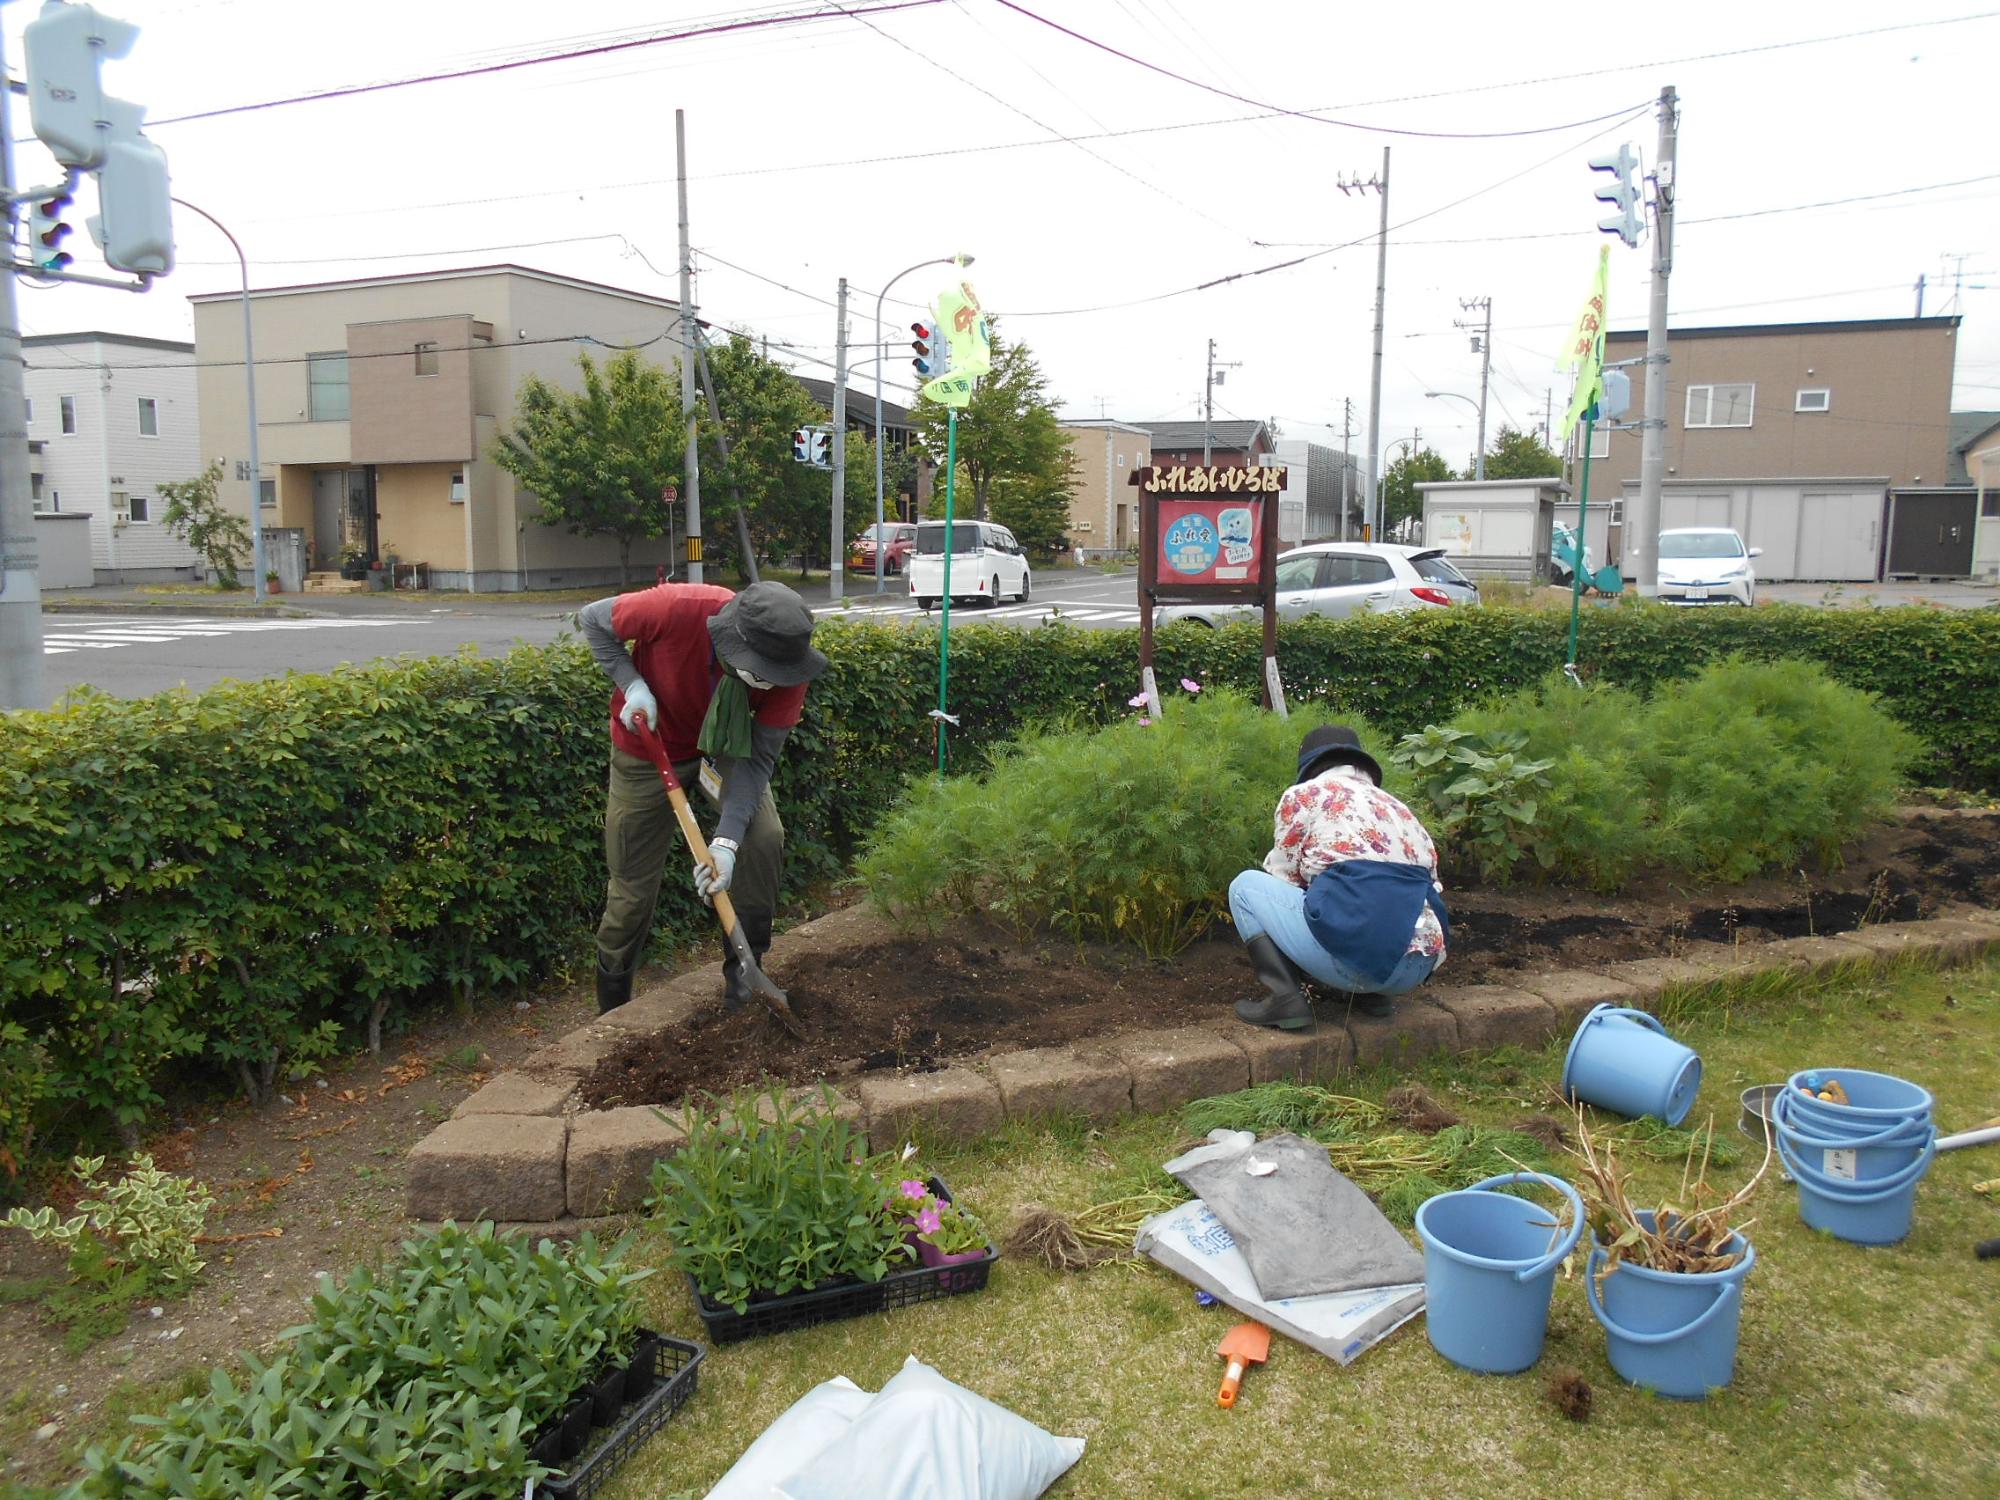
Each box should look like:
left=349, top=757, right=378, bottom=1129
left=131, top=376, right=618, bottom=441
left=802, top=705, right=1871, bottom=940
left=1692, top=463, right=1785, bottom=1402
left=1156, top=542, right=1481, bottom=626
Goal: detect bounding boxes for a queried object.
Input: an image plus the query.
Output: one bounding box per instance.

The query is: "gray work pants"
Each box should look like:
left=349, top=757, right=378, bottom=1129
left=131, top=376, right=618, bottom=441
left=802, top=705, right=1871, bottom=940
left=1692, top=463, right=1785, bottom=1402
left=595, top=747, right=784, bottom=975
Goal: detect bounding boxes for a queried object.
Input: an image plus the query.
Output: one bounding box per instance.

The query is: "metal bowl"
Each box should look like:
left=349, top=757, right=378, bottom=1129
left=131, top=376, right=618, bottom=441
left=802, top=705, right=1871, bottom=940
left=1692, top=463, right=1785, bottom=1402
left=1739, top=1084, right=1784, bottom=1141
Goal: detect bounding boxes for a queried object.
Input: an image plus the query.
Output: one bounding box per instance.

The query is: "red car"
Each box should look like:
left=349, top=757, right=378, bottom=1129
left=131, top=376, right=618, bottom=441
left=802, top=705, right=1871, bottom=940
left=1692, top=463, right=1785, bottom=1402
left=849, top=523, right=917, bottom=576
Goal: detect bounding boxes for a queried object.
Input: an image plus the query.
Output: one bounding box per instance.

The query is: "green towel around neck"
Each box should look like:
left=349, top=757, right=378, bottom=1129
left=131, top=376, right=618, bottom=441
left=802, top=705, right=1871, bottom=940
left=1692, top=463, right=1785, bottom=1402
left=698, top=672, right=755, bottom=760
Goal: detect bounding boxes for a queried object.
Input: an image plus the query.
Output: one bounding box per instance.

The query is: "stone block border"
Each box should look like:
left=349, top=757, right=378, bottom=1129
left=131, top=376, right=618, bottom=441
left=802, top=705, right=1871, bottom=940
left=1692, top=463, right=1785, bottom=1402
left=405, top=905, right=2000, bottom=1226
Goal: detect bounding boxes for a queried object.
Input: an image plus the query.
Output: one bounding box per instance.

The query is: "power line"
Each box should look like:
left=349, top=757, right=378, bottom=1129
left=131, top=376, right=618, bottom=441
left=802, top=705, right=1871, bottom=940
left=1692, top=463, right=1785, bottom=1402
left=150, top=0, right=946, bottom=125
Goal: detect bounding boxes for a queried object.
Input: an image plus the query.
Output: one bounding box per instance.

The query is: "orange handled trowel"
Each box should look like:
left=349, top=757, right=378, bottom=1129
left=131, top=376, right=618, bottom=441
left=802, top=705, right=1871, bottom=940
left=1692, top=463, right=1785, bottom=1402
left=1216, top=1321, right=1270, bottom=1408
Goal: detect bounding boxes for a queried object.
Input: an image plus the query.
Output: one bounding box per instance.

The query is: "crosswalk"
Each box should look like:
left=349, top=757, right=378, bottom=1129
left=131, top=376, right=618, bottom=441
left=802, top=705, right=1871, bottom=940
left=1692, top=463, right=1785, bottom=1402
left=42, top=616, right=410, bottom=655
left=811, top=601, right=1140, bottom=625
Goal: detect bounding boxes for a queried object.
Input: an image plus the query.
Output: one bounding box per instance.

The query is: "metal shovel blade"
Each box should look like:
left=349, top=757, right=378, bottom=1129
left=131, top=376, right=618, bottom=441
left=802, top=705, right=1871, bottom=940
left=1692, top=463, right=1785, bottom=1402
left=723, top=913, right=805, bottom=1038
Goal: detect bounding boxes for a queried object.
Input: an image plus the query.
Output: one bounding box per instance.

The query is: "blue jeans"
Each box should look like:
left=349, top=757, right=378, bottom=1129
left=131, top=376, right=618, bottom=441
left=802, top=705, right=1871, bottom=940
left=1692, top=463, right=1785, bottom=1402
left=1228, top=869, right=1439, bottom=996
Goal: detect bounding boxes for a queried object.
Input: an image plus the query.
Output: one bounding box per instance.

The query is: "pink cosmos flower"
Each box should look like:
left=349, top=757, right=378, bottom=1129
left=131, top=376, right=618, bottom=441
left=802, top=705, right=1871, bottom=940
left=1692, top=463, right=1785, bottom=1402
left=916, top=1206, right=943, bottom=1235
left=1129, top=693, right=1149, bottom=708
left=1181, top=678, right=1201, bottom=694
left=1137, top=716, right=1151, bottom=727
left=899, top=1179, right=929, bottom=1202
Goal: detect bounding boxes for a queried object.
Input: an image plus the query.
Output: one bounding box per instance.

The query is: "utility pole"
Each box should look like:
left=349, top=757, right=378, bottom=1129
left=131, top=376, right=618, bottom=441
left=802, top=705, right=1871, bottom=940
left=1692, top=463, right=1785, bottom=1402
left=1202, top=339, right=1240, bottom=464
left=0, top=22, right=44, bottom=709
left=1339, top=396, right=1353, bottom=541
left=1457, top=296, right=1493, bottom=481
left=675, top=109, right=702, bottom=584
left=1914, top=273, right=1926, bottom=318
left=1340, top=148, right=1390, bottom=540
left=829, top=276, right=848, bottom=602
left=1632, top=85, right=1677, bottom=598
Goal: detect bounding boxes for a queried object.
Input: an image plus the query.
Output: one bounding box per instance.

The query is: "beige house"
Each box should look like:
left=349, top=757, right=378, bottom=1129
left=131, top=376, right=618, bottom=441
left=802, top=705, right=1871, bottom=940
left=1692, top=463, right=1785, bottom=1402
left=1963, top=414, right=2000, bottom=579
left=191, top=264, right=685, bottom=590
left=1058, top=419, right=1151, bottom=551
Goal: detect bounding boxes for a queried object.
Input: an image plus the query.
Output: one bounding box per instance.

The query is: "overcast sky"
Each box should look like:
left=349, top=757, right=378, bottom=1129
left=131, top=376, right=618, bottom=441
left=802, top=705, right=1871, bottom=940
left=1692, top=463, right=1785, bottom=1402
left=12, top=0, right=1997, bottom=468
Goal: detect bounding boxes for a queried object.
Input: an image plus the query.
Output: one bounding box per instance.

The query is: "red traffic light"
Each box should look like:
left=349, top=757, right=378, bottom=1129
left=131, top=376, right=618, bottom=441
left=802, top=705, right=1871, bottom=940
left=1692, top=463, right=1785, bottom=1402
left=36, top=196, right=72, bottom=248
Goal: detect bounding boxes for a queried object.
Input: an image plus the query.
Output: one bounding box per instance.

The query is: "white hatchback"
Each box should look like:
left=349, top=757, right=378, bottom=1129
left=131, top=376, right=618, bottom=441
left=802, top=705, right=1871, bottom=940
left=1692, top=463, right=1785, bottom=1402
left=1155, top=542, right=1481, bottom=626
left=906, top=520, right=1033, bottom=611
left=1657, top=527, right=1760, bottom=606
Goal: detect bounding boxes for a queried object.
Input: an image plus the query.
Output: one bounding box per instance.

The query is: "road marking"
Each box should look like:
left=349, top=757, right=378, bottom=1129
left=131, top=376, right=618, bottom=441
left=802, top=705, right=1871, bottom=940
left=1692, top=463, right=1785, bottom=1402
left=43, top=616, right=411, bottom=656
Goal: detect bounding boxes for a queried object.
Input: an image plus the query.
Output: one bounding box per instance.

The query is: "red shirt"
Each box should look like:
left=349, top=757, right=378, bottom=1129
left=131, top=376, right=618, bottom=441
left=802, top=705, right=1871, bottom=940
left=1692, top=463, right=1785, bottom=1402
left=608, top=584, right=808, bottom=762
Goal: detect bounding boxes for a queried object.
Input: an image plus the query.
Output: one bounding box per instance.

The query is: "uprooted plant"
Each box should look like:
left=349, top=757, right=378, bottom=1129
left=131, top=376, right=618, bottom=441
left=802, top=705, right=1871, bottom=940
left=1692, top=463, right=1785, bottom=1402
left=1568, top=1099, right=1772, bottom=1286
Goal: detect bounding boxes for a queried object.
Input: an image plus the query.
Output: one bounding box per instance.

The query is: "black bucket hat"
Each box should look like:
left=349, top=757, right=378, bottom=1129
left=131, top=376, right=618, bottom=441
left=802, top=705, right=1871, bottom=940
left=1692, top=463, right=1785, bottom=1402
left=1297, top=724, right=1383, bottom=787
left=706, top=582, right=829, bottom=687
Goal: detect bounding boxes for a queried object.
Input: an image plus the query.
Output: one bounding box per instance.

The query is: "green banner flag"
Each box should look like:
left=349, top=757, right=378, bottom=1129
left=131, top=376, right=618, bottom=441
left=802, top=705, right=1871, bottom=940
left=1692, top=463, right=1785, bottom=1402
left=922, top=278, right=991, bottom=408
left=1558, top=245, right=1610, bottom=445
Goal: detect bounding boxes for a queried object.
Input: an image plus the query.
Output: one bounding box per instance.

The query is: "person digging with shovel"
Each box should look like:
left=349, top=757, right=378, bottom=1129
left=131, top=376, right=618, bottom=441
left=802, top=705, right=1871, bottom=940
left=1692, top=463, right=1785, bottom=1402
left=578, top=580, right=827, bottom=1015
left=1227, top=725, right=1448, bottom=1030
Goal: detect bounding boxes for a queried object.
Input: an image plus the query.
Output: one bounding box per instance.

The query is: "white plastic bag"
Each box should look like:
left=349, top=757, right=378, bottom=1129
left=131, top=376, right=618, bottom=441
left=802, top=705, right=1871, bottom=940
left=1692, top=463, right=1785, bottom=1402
left=776, top=1356, right=1084, bottom=1500
left=704, top=1377, right=873, bottom=1500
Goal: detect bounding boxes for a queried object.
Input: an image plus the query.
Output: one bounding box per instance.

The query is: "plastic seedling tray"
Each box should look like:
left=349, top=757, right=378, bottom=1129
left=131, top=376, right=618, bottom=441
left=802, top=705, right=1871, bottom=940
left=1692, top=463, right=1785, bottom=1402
left=534, top=1331, right=705, bottom=1500
left=687, top=1177, right=998, bottom=1345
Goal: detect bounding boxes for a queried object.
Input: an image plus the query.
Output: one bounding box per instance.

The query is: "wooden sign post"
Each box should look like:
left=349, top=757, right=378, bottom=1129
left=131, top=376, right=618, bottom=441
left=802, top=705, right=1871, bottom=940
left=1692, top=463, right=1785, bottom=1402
left=1130, top=464, right=1288, bottom=716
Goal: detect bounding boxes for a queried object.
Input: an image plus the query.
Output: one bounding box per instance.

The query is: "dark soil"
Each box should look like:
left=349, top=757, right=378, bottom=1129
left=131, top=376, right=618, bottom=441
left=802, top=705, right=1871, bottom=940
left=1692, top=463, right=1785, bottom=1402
left=580, top=811, right=2000, bottom=1111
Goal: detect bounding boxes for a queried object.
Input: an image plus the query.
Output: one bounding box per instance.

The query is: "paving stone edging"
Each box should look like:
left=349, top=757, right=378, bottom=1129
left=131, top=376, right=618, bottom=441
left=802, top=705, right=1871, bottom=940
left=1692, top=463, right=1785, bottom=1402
left=404, top=904, right=2000, bottom=1225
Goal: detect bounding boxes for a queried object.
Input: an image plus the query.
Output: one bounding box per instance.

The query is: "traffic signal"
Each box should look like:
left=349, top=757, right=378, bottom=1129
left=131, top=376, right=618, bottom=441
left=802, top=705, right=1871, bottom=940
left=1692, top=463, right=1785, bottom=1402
left=911, top=319, right=948, bottom=379
left=26, top=190, right=76, bottom=274
left=793, top=427, right=812, bottom=463
left=1588, top=145, right=1642, bottom=249
left=811, top=430, right=832, bottom=468
left=22, top=2, right=140, bottom=170
left=87, top=99, right=173, bottom=275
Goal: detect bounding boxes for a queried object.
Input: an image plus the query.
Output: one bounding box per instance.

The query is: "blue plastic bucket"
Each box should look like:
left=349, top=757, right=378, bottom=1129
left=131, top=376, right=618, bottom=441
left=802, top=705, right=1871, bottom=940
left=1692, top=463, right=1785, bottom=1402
left=1772, top=1090, right=1931, bottom=1183
left=1586, top=1215, right=1755, bottom=1399
left=1777, top=1129, right=1936, bottom=1246
left=1415, top=1171, right=1584, bottom=1375
left=1561, top=1005, right=1702, bottom=1126
left=1783, top=1069, right=1933, bottom=1134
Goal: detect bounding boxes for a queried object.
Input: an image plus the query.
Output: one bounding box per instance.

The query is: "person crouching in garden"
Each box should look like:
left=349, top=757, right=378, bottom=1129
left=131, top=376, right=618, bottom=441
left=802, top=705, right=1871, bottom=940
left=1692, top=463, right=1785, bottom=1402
left=1228, top=725, right=1448, bottom=1030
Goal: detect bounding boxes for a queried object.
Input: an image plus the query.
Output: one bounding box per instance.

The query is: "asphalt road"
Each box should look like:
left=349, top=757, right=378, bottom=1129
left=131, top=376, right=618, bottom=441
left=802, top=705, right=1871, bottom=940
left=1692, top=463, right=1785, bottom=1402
left=35, top=571, right=1990, bottom=699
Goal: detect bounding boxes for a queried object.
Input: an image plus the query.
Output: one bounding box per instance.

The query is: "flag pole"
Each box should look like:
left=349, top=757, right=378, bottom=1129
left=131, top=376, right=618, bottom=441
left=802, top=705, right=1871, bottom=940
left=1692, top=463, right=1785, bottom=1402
left=937, top=407, right=958, bottom=775
left=1567, top=414, right=1595, bottom=669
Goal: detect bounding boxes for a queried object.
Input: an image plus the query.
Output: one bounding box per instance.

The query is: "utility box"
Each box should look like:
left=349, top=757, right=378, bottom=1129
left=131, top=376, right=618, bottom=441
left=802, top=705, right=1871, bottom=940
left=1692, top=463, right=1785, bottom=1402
left=32, top=512, right=94, bottom=589
left=1417, top=477, right=1571, bottom=583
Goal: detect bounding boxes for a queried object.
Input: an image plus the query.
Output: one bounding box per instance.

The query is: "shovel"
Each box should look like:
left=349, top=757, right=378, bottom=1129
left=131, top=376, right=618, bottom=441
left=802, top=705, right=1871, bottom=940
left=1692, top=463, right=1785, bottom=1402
left=630, top=718, right=805, bottom=1038
left=1216, top=1320, right=1270, bottom=1408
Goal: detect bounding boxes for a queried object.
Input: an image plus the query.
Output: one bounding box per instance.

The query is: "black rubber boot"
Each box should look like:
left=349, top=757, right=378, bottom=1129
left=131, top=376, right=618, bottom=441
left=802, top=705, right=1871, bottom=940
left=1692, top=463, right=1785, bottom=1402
left=720, top=911, right=774, bottom=1012
left=1233, top=935, right=1314, bottom=1030
left=595, top=959, right=635, bottom=1016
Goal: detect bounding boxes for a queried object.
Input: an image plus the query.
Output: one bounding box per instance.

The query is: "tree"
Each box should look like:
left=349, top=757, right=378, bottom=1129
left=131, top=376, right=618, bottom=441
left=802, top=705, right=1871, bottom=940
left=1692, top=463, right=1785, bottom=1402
left=694, top=335, right=829, bottom=579
left=1381, top=448, right=1457, bottom=533
left=908, top=325, right=1070, bottom=523
left=491, top=351, right=684, bottom=586
left=159, top=460, right=252, bottom=587
left=1482, top=424, right=1563, bottom=481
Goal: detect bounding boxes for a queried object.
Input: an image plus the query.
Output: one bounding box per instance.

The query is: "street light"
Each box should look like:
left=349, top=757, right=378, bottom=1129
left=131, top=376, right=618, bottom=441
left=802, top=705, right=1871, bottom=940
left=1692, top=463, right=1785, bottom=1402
left=873, top=253, right=972, bottom=592
left=174, top=197, right=265, bottom=602
left=1425, top=391, right=1484, bottom=481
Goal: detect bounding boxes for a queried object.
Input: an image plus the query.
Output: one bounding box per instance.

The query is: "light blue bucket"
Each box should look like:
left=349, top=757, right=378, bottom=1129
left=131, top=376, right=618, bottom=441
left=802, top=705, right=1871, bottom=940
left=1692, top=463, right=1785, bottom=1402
left=1783, top=1069, right=1934, bottom=1136
left=1586, top=1214, right=1754, bottom=1400
left=1415, top=1171, right=1584, bottom=1375
left=1777, top=1127, right=1936, bottom=1246
left=1561, top=1004, right=1702, bottom=1126
left=1773, top=1089, right=1931, bottom=1183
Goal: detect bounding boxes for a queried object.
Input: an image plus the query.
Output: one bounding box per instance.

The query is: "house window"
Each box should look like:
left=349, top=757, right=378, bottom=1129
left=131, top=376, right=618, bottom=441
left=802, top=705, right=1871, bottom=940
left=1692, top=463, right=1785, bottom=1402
left=415, top=341, right=439, bottom=377
left=1588, top=424, right=1610, bottom=460
left=60, top=395, right=76, bottom=434
left=449, top=471, right=467, bottom=504
left=307, top=352, right=350, bottom=421
left=259, top=478, right=277, bottom=509
left=1984, top=491, right=1999, bottom=518
left=1685, top=383, right=1754, bottom=428
left=1796, top=388, right=1831, bottom=413
left=30, top=474, right=45, bottom=511
left=127, top=495, right=150, bottom=523
left=138, top=397, right=159, bottom=436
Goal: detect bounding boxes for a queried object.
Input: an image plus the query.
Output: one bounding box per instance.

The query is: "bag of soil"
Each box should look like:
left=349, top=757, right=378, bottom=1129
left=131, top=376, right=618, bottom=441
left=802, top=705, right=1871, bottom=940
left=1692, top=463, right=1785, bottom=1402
left=1165, top=1129, right=1424, bottom=1300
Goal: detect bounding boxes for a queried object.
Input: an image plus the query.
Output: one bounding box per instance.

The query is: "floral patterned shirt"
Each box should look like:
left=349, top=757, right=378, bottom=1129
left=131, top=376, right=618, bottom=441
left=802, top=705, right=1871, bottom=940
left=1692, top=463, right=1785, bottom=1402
left=1262, top=765, right=1446, bottom=962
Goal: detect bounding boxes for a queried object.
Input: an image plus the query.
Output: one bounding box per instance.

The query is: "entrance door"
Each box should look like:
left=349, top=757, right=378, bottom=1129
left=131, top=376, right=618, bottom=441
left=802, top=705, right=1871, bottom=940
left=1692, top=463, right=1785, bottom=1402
left=346, top=468, right=377, bottom=562
left=1887, top=492, right=1975, bottom=577
left=312, top=471, right=344, bottom=568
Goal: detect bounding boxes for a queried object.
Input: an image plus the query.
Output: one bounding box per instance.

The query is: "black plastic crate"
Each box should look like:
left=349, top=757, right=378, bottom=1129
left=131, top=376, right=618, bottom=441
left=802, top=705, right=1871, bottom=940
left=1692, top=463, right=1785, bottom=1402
left=536, top=1332, right=705, bottom=1500
left=687, top=1177, right=998, bottom=1345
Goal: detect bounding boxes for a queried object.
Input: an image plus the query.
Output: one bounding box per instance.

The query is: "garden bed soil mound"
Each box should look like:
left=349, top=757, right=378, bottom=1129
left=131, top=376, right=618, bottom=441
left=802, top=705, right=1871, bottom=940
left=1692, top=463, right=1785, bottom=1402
left=580, top=812, right=2000, bottom=1110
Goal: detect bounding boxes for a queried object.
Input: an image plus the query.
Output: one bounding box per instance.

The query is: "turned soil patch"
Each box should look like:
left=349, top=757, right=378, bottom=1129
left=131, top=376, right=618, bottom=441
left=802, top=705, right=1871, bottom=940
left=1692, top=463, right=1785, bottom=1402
left=582, top=812, right=2000, bottom=1111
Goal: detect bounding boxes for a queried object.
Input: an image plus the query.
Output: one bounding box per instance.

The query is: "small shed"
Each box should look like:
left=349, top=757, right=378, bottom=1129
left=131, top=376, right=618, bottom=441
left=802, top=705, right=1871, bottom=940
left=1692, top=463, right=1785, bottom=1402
left=1629, top=477, right=1887, bottom=582
left=1418, top=478, right=1579, bottom=583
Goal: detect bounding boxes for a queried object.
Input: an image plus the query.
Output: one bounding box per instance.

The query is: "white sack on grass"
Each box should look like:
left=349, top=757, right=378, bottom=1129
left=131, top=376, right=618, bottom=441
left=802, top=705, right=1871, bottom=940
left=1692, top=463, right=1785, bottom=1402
left=704, top=1377, right=873, bottom=1500
left=776, top=1356, right=1085, bottom=1500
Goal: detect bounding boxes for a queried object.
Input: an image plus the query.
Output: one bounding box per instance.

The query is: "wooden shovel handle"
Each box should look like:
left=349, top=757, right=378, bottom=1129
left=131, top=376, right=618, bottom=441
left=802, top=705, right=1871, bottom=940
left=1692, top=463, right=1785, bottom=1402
left=633, top=718, right=737, bottom=927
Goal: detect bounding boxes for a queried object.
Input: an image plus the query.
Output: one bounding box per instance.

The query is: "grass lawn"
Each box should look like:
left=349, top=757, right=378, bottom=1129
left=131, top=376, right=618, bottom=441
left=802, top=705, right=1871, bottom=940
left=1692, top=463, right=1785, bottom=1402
left=605, top=959, right=2000, bottom=1500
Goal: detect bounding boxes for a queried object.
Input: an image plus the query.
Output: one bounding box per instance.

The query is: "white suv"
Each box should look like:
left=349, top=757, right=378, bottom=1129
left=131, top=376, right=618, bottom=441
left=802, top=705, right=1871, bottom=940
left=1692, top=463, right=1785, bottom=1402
left=1657, top=527, right=1759, bottom=606
left=907, top=520, right=1032, bottom=610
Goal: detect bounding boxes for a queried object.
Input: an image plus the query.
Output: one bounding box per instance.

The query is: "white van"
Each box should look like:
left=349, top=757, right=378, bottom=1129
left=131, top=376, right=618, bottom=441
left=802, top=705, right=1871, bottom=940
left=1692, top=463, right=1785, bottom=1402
left=906, top=520, right=1032, bottom=610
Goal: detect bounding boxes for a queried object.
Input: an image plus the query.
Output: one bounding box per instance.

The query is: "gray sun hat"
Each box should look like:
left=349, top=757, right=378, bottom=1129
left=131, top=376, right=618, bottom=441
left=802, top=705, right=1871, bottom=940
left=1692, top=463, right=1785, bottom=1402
left=706, top=581, right=829, bottom=687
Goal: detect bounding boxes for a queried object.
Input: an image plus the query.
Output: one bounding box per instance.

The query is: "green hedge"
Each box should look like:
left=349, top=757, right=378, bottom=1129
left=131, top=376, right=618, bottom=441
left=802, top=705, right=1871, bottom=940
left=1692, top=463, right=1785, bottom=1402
left=5, top=604, right=1995, bottom=1183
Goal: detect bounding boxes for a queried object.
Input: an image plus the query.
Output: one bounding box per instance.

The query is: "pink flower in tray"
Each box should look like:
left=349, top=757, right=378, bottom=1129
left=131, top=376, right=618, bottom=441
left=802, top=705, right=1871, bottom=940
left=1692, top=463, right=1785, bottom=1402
left=915, top=1206, right=943, bottom=1235
left=899, top=1179, right=929, bottom=1203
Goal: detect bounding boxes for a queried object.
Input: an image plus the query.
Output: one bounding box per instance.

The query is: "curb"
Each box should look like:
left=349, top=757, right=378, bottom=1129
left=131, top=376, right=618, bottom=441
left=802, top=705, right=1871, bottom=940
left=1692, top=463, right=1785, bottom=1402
left=402, top=905, right=2000, bottom=1225
left=43, top=599, right=314, bottom=619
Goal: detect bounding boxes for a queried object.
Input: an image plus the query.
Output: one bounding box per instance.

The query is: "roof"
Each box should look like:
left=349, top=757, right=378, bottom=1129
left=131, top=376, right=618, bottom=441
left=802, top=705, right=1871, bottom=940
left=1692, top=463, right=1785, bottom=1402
left=186, top=262, right=679, bottom=311
left=21, top=330, right=194, bottom=353
left=1060, top=418, right=1153, bottom=436
left=1949, top=410, right=2000, bottom=484
left=1605, top=315, right=1961, bottom=343
left=796, top=376, right=913, bottom=428
left=1138, top=419, right=1271, bottom=452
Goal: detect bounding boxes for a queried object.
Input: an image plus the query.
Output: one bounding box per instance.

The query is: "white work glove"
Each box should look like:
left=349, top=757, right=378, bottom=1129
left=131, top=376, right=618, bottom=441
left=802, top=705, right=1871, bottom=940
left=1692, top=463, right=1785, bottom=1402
left=694, top=838, right=737, bottom=903
left=618, top=678, right=659, bottom=734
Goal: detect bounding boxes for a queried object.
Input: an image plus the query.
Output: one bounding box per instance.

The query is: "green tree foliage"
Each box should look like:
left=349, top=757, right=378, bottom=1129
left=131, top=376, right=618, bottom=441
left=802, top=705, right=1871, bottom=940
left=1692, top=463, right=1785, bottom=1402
left=157, top=461, right=252, bottom=587
left=1481, top=424, right=1563, bottom=481
left=910, top=325, right=1070, bottom=523
left=492, top=351, right=684, bottom=586
left=1382, top=447, right=1456, bottom=531
left=695, top=334, right=831, bottom=579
